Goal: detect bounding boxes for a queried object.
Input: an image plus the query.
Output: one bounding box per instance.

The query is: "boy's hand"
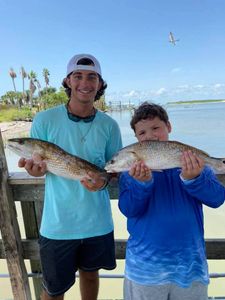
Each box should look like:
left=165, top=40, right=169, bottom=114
left=81, top=171, right=107, bottom=192
left=18, top=157, right=47, bottom=177
left=180, top=150, right=205, bottom=180
left=129, top=161, right=152, bottom=182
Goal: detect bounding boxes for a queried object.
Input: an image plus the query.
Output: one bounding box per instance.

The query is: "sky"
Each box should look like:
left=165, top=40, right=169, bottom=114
left=1, top=0, right=225, bottom=105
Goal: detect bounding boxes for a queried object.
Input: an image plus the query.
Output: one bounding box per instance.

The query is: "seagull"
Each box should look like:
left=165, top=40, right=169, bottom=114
left=169, top=32, right=179, bottom=45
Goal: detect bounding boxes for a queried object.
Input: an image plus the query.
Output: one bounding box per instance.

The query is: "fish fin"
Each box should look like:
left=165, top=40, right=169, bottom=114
left=209, top=157, right=225, bottom=162
left=129, top=150, right=143, bottom=161
left=170, top=140, right=211, bottom=156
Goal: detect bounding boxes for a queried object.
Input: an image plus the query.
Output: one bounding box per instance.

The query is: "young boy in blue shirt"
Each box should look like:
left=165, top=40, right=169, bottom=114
left=119, top=102, right=225, bottom=300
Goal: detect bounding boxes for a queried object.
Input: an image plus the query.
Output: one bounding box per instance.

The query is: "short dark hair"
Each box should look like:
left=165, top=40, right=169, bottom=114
left=62, top=58, right=107, bottom=101
left=130, top=101, right=169, bottom=132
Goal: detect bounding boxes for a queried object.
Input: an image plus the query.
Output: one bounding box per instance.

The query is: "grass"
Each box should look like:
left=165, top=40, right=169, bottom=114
left=0, top=107, right=34, bottom=122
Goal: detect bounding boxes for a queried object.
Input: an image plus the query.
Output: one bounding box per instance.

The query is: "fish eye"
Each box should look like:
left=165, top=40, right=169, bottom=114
left=110, top=159, right=115, bottom=165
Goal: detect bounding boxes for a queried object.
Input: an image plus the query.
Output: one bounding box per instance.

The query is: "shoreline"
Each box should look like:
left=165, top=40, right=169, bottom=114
left=0, top=121, right=31, bottom=142
left=167, top=100, right=225, bottom=106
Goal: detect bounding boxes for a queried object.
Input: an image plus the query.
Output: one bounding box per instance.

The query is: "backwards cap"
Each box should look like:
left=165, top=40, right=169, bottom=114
left=66, top=54, right=102, bottom=76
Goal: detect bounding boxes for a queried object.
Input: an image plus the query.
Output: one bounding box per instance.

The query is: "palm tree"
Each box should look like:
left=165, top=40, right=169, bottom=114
left=34, top=78, right=42, bottom=110
left=28, top=71, right=37, bottom=108
left=9, top=68, right=17, bottom=92
left=43, top=68, right=50, bottom=88
left=20, top=66, right=27, bottom=104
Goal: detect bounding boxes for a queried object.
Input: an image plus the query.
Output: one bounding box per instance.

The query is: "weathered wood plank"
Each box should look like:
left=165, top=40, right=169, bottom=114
left=0, top=132, right=32, bottom=300
left=1, top=239, right=225, bottom=260
left=8, top=172, right=45, bottom=185
left=21, top=202, right=42, bottom=298
left=9, top=173, right=119, bottom=201
left=8, top=172, right=225, bottom=186
left=8, top=172, right=225, bottom=203
left=11, top=183, right=118, bottom=202
left=12, top=184, right=45, bottom=202
left=34, top=201, right=43, bottom=230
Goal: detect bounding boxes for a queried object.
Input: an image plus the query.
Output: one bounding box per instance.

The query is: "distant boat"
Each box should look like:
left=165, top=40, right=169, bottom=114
left=169, top=32, right=179, bottom=45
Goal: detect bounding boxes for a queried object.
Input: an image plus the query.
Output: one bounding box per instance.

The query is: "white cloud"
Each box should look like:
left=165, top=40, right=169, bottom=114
left=155, top=87, right=166, bottom=95
left=213, top=83, right=225, bottom=89
left=194, top=84, right=204, bottom=89
left=106, top=82, right=225, bottom=104
left=171, top=67, right=181, bottom=73
left=124, top=90, right=139, bottom=97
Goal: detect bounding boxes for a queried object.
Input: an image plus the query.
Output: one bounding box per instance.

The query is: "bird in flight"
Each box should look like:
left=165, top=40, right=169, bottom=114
left=169, top=32, right=179, bottom=45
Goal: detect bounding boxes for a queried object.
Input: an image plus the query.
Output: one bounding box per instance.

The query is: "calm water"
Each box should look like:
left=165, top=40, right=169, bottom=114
left=1, top=102, right=225, bottom=299
left=108, top=102, right=225, bottom=156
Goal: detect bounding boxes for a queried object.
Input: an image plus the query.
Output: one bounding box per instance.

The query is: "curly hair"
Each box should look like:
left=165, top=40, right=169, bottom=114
left=130, top=101, right=169, bottom=132
left=62, top=58, right=107, bottom=101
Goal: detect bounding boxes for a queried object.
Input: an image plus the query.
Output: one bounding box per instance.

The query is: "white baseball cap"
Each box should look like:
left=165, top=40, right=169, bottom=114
left=66, top=54, right=102, bottom=77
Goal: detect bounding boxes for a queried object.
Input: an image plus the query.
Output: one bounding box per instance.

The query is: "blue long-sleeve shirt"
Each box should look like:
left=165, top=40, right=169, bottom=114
left=119, top=167, right=225, bottom=287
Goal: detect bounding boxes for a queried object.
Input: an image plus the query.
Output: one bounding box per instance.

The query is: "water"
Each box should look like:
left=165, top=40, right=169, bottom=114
left=1, top=102, right=225, bottom=299
left=109, top=102, right=225, bottom=157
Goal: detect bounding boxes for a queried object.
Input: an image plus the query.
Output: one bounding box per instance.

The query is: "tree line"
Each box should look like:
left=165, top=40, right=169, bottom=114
left=0, top=67, right=67, bottom=110
left=1, top=67, right=106, bottom=112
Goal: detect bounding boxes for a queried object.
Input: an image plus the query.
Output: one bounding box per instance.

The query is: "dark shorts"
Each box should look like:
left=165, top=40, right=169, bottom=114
left=38, top=231, right=116, bottom=297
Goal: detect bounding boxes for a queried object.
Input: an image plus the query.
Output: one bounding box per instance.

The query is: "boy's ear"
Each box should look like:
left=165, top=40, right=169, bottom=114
left=65, top=77, right=71, bottom=88
left=167, top=121, right=172, bottom=133
left=97, top=81, right=102, bottom=91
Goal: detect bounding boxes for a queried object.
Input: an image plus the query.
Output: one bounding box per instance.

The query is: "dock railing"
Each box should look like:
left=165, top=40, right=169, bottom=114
left=1, top=131, right=225, bottom=300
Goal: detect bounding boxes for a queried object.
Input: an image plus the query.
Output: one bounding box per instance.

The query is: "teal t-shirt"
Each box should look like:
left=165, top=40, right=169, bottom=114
left=31, top=104, right=122, bottom=239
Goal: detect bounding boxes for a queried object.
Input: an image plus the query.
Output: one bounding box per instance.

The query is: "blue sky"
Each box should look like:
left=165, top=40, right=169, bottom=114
left=1, top=0, right=225, bottom=104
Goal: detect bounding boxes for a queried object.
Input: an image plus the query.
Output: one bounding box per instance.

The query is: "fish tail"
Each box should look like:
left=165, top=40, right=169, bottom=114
left=208, top=156, right=225, bottom=174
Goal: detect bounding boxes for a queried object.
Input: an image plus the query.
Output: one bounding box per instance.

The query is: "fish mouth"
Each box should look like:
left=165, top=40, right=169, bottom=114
left=105, top=159, right=114, bottom=171
left=105, top=168, right=116, bottom=173
left=104, top=166, right=116, bottom=173
left=105, top=165, right=122, bottom=173
left=8, top=138, right=25, bottom=145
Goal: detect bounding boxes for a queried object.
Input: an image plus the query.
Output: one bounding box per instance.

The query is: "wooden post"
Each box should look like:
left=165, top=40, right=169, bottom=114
left=20, top=201, right=43, bottom=299
left=0, top=131, right=32, bottom=300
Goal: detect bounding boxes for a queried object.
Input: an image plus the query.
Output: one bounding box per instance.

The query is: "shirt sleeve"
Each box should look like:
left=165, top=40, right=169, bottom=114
left=181, top=167, right=225, bottom=208
left=118, top=171, right=154, bottom=218
left=30, top=112, right=48, bottom=140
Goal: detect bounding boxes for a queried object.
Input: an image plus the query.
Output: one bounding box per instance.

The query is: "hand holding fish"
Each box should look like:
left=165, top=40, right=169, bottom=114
left=129, top=161, right=152, bottom=182
left=18, top=156, right=47, bottom=177
left=81, top=171, right=108, bottom=192
left=180, top=150, right=205, bottom=180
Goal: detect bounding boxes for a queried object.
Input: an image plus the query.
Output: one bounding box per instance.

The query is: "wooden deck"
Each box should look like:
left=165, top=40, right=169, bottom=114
left=1, top=131, right=225, bottom=299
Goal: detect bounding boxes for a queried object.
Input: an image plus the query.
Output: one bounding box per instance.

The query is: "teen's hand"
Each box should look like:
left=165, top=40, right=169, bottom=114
left=18, top=157, right=47, bottom=177
left=81, top=171, right=108, bottom=192
left=180, top=150, right=204, bottom=180
left=129, top=161, right=152, bottom=182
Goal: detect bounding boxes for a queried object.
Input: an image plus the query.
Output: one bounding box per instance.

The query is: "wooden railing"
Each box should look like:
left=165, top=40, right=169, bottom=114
left=1, top=131, right=225, bottom=299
